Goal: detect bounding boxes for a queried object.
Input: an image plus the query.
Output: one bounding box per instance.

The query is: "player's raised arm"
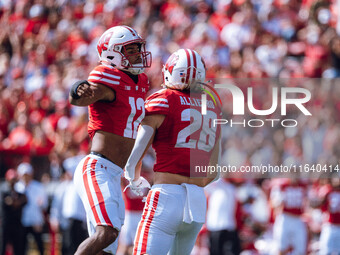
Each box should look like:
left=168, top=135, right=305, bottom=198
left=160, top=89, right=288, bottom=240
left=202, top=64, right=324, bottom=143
left=69, top=80, right=115, bottom=106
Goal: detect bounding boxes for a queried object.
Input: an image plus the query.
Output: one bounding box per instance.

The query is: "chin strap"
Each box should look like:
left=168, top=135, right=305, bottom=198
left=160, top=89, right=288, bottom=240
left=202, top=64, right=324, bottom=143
left=127, top=67, right=144, bottom=75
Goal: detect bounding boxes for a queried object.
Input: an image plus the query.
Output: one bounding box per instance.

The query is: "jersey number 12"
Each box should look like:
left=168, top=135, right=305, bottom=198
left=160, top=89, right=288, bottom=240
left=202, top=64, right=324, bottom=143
left=124, top=97, right=145, bottom=139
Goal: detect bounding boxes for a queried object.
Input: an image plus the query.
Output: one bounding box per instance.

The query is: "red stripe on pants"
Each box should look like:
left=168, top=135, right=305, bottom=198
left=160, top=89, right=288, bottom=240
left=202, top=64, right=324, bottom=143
left=82, top=158, right=101, bottom=224
left=90, top=160, right=113, bottom=227
left=133, top=191, right=160, bottom=255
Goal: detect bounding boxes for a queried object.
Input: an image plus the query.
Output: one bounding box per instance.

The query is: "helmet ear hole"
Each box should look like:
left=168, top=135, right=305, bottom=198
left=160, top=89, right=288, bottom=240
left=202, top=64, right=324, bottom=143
left=107, top=56, right=114, bottom=60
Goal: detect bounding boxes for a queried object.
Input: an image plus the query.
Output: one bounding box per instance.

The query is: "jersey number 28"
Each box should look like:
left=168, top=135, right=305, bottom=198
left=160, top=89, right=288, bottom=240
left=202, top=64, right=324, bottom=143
left=175, top=109, right=217, bottom=152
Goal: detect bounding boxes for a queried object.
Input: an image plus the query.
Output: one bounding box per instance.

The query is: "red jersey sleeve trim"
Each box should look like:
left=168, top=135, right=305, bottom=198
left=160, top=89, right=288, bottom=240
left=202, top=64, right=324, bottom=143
left=145, top=90, right=170, bottom=115
left=145, top=108, right=169, bottom=116
left=88, top=66, right=121, bottom=87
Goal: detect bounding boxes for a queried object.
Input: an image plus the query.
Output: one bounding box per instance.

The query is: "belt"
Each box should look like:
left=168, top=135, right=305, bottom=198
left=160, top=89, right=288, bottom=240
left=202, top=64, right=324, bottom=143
left=90, top=151, right=110, bottom=161
left=89, top=152, right=123, bottom=174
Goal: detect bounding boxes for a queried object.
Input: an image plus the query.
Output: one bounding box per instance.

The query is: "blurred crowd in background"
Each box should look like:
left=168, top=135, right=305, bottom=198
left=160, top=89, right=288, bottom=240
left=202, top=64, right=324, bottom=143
left=0, top=0, right=340, bottom=254
left=0, top=0, right=339, bottom=177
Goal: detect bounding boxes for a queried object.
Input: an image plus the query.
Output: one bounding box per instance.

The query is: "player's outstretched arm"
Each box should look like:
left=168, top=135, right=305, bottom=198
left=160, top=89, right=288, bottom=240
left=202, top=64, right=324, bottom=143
left=69, top=80, right=115, bottom=106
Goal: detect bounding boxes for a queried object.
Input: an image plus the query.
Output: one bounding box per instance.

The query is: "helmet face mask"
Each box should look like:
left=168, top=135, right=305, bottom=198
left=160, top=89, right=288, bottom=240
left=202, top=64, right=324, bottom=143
left=162, top=49, right=206, bottom=90
left=97, top=26, right=152, bottom=75
left=119, top=42, right=152, bottom=74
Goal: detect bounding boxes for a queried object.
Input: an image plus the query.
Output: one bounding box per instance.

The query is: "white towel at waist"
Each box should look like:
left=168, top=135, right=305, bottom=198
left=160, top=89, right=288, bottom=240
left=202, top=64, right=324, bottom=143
left=181, top=183, right=206, bottom=224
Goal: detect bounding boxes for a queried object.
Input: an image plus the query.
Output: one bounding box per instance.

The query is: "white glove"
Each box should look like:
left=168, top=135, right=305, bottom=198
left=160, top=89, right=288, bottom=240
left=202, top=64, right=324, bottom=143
left=124, top=177, right=151, bottom=196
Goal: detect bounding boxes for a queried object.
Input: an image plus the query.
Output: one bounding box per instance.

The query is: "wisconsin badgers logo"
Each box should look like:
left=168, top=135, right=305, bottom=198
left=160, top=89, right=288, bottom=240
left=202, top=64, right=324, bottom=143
left=97, top=32, right=113, bottom=56
left=165, top=53, right=179, bottom=74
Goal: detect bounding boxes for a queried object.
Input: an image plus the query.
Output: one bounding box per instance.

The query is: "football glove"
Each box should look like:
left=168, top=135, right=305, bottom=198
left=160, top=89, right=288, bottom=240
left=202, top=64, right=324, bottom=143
left=124, top=177, right=151, bottom=196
